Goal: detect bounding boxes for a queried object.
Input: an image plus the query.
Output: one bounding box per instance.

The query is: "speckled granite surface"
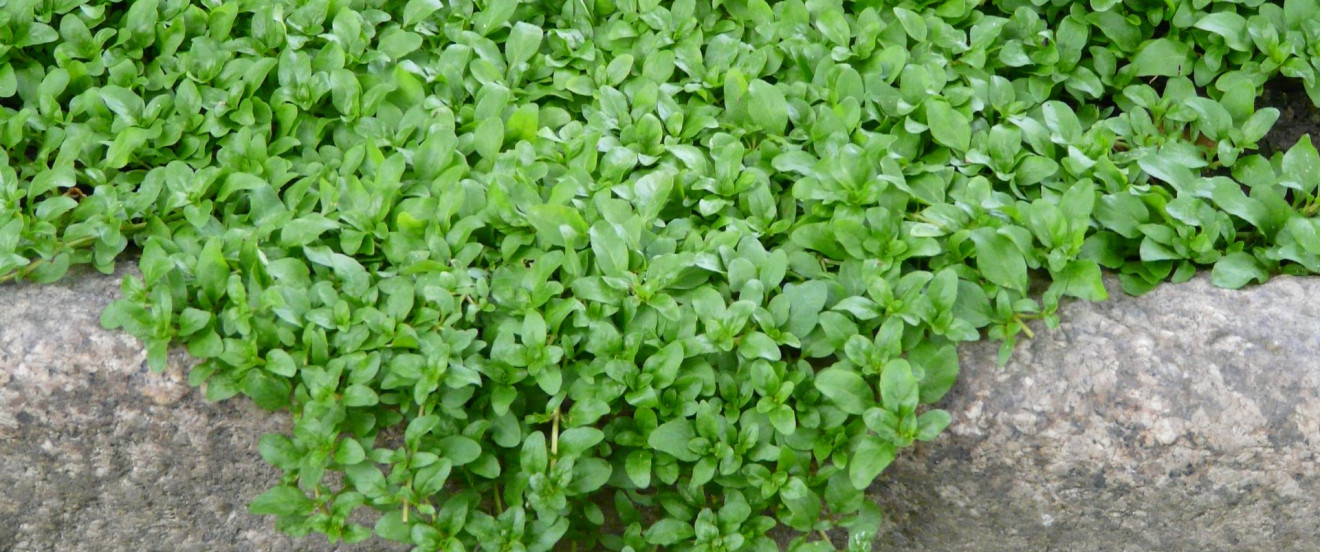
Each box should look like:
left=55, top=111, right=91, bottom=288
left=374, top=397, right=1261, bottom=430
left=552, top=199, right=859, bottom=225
left=0, top=265, right=401, bottom=552
left=3, top=266, right=1318, bottom=551
left=873, top=274, right=1320, bottom=551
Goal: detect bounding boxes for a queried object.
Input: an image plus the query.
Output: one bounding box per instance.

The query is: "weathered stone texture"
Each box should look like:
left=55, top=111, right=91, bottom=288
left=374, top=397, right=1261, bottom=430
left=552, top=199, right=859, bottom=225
left=0, top=265, right=398, bottom=552
left=873, top=274, right=1320, bottom=551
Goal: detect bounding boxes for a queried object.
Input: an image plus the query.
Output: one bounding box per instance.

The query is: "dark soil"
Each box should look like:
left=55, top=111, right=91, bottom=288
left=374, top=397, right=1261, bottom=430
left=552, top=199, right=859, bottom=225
left=1258, top=78, right=1320, bottom=157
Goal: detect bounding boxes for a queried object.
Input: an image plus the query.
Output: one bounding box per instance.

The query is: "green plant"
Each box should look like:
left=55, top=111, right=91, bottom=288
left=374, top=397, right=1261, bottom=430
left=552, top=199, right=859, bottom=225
left=4, top=0, right=1320, bottom=549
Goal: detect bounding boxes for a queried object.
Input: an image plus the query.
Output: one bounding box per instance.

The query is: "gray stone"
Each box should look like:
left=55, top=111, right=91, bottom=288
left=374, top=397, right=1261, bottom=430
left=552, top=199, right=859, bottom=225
left=873, top=274, right=1320, bottom=551
left=0, top=265, right=401, bottom=552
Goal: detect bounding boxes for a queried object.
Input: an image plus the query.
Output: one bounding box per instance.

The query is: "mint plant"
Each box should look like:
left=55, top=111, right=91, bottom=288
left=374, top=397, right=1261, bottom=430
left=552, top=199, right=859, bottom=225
left=4, top=0, right=1320, bottom=549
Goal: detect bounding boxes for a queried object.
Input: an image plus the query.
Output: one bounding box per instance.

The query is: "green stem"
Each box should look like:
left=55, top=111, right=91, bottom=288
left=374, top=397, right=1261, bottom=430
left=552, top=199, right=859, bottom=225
left=0, top=220, right=150, bottom=284
left=1303, top=197, right=1320, bottom=218
left=1014, top=316, right=1036, bottom=339
left=549, top=407, right=561, bottom=469
left=0, top=235, right=92, bottom=284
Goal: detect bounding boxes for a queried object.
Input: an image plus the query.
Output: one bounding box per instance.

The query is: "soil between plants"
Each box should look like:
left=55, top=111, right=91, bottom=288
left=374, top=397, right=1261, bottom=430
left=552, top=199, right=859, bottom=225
left=1258, top=78, right=1320, bottom=157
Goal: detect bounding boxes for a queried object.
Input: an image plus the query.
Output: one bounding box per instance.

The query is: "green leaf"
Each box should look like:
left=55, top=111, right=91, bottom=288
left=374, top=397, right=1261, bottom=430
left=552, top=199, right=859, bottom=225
left=925, top=98, right=971, bottom=152
left=474, top=116, right=504, bottom=159
left=375, top=510, right=412, bottom=542
left=18, top=23, right=59, bottom=47
left=146, top=337, right=169, bottom=373
left=100, top=86, right=144, bottom=122
left=522, top=310, right=546, bottom=344
left=402, top=0, right=443, bottom=26
left=849, top=437, right=895, bottom=490
left=176, top=308, right=211, bottom=337
left=643, top=342, right=685, bottom=386
left=632, top=169, right=674, bottom=222
left=1282, top=135, right=1320, bottom=195
left=138, top=239, right=174, bottom=285
left=1285, top=0, right=1319, bottom=29
left=625, top=450, right=652, bottom=488
left=1130, top=38, right=1191, bottom=77
left=814, top=367, right=873, bottom=415
left=0, top=64, right=16, bottom=97
left=1211, top=252, right=1267, bottom=289
left=526, top=204, right=589, bottom=249
left=24, top=252, right=70, bottom=284
left=1287, top=216, right=1320, bottom=255
left=506, top=104, right=539, bottom=142
left=1049, top=259, right=1108, bottom=302
left=970, top=228, right=1028, bottom=293
left=195, top=238, right=229, bottom=304
left=1194, top=12, right=1250, bottom=51
left=916, top=410, right=952, bottom=441
left=814, top=8, right=851, bottom=47
left=249, top=486, right=315, bottom=516
left=218, top=173, right=266, bottom=202
left=1240, top=108, right=1280, bottom=144
left=345, top=462, right=388, bottom=497
left=280, top=215, right=339, bottom=247
left=258, top=434, right=300, bottom=469
left=589, top=221, right=629, bottom=276
left=646, top=518, right=695, bottom=546
left=893, top=7, right=927, bottom=42
left=569, top=458, right=613, bottom=493
left=377, top=28, right=423, bottom=60
left=747, top=79, right=788, bottom=135
left=1041, top=101, right=1081, bottom=143
left=104, top=128, right=149, bottom=169
left=440, top=435, right=482, bottom=465
left=785, top=280, right=830, bottom=338
left=265, top=349, right=298, bottom=378
left=505, top=22, right=543, bottom=67
left=605, top=54, right=634, bottom=85
left=243, top=369, right=292, bottom=410
left=648, top=419, right=699, bottom=461
left=909, top=343, right=959, bottom=404
left=186, top=331, right=222, bottom=359
left=34, top=196, right=77, bottom=221
left=1211, top=179, right=1268, bottom=229
left=880, top=359, right=919, bottom=414
left=334, top=437, right=367, bottom=465
left=302, top=246, right=370, bottom=297
left=474, top=0, right=518, bottom=36
left=522, top=432, right=549, bottom=473
left=556, top=427, right=604, bottom=458
left=768, top=404, right=796, bottom=435
left=342, top=384, right=378, bottom=407
left=738, top=332, right=782, bottom=361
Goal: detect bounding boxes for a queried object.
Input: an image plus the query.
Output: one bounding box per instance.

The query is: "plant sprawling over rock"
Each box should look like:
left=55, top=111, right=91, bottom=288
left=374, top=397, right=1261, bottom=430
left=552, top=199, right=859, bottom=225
left=4, top=0, right=1320, bottom=549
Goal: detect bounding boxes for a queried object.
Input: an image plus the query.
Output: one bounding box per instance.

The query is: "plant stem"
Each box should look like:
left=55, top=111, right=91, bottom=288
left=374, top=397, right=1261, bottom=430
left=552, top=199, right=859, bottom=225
left=549, top=407, right=560, bottom=469
left=0, top=220, right=149, bottom=284
left=1015, top=316, right=1036, bottom=339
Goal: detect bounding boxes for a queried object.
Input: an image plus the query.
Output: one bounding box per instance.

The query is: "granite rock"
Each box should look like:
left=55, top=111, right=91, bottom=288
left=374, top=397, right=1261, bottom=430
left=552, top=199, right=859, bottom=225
left=872, top=274, right=1320, bottom=551
left=0, top=265, right=403, bottom=552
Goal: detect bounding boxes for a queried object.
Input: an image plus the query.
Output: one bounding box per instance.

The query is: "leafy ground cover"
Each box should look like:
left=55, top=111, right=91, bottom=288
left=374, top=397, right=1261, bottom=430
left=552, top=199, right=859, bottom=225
left=4, top=0, right=1320, bottom=550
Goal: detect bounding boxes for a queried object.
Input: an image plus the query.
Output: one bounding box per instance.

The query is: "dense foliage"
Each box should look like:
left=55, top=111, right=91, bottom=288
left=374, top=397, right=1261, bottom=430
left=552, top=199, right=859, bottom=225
left=5, top=0, right=1320, bottom=549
